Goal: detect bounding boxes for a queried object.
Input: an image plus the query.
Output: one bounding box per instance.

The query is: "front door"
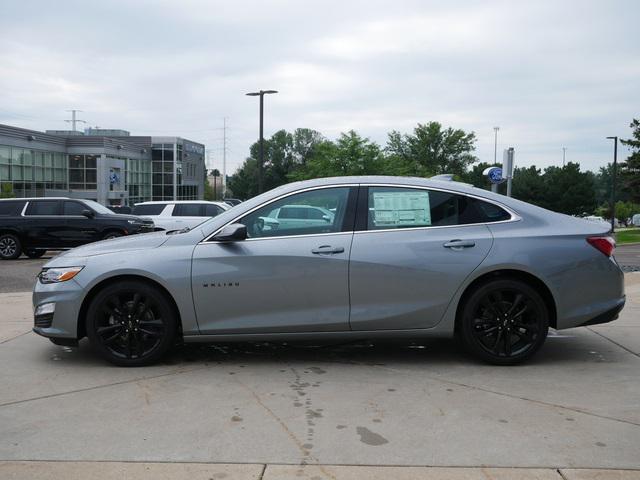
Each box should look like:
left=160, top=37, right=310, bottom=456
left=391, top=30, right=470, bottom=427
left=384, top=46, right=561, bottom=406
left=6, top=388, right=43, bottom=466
left=192, top=186, right=356, bottom=334
left=62, top=200, right=100, bottom=246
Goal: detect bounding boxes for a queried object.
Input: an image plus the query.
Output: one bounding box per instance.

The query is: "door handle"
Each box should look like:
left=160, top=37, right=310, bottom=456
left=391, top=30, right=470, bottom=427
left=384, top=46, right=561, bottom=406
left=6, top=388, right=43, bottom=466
left=443, top=239, right=476, bottom=249
left=311, top=245, right=345, bottom=255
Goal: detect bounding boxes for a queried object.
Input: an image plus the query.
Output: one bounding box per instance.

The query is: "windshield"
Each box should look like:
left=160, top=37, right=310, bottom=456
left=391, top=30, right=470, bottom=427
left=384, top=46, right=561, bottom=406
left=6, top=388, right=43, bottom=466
left=81, top=199, right=117, bottom=215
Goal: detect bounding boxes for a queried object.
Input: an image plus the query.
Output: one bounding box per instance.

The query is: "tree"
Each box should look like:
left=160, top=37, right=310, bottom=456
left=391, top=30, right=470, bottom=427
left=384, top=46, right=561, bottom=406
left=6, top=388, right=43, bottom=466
left=538, top=163, right=597, bottom=216
left=384, top=122, right=477, bottom=177
left=0, top=183, right=14, bottom=198
left=620, top=118, right=640, bottom=202
left=511, top=166, right=545, bottom=205
left=290, top=131, right=383, bottom=181
left=227, top=158, right=259, bottom=200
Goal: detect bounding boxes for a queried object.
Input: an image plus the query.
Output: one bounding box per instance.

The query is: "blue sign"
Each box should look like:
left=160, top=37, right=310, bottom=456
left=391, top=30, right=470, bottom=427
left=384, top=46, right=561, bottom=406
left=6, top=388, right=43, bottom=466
left=483, top=166, right=505, bottom=184
left=109, top=172, right=120, bottom=185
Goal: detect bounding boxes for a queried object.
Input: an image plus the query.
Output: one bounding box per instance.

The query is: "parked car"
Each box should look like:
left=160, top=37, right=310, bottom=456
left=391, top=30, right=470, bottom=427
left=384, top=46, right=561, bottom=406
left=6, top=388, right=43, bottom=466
left=631, top=213, right=640, bottom=226
left=32, top=176, right=624, bottom=366
left=222, top=198, right=242, bottom=207
left=132, top=201, right=230, bottom=231
left=0, top=197, right=154, bottom=260
left=259, top=204, right=335, bottom=232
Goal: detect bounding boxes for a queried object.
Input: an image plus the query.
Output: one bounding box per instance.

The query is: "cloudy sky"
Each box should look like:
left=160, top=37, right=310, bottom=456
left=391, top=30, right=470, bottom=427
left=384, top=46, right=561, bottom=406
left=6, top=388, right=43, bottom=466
left=1, top=0, right=638, bottom=174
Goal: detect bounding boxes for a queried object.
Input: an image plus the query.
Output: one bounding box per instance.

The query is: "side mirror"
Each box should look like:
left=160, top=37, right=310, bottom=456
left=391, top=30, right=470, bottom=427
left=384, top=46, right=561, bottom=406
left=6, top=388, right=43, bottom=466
left=82, top=209, right=95, bottom=219
left=212, top=223, right=247, bottom=242
left=322, top=214, right=331, bottom=222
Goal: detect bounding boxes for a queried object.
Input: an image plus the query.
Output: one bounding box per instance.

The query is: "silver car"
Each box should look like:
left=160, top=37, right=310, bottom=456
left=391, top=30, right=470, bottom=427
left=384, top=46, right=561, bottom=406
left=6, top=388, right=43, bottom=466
left=32, top=176, right=625, bottom=366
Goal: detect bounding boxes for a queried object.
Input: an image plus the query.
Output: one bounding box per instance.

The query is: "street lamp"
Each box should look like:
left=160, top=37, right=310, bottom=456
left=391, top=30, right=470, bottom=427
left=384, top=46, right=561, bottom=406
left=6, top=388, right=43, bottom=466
left=606, top=136, right=618, bottom=233
left=246, top=89, right=278, bottom=194
left=492, top=126, right=500, bottom=193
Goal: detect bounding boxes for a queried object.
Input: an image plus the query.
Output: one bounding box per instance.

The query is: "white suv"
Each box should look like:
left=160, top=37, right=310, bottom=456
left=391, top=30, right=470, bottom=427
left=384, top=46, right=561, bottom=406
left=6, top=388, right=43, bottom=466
left=132, top=201, right=229, bottom=231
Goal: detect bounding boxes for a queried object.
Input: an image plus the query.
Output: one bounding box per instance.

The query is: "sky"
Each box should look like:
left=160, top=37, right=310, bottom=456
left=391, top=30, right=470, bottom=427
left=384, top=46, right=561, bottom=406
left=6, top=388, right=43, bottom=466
left=0, top=0, right=638, bottom=175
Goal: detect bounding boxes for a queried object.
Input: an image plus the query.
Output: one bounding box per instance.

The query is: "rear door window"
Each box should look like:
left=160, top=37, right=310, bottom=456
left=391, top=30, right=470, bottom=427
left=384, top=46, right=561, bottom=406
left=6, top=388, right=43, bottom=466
left=132, top=204, right=166, bottom=216
left=366, top=187, right=511, bottom=230
left=25, top=200, right=61, bottom=216
left=173, top=204, right=204, bottom=217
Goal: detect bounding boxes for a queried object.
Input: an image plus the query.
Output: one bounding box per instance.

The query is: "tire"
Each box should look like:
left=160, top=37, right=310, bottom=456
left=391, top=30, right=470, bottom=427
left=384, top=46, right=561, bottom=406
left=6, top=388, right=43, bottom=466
left=0, top=234, right=22, bottom=260
left=24, top=249, right=46, bottom=259
left=458, top=278, right=549, bottom=365
left=103, top=231, right=123, bottom=240
left=85, top=280, right=178, bottom=366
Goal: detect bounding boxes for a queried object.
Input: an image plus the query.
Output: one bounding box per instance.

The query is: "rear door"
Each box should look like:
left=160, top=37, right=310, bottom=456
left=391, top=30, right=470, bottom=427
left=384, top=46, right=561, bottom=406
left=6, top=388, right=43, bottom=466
left=23, top=200, right=65, bottom=249
left=349, top=186, right=495, bottom=331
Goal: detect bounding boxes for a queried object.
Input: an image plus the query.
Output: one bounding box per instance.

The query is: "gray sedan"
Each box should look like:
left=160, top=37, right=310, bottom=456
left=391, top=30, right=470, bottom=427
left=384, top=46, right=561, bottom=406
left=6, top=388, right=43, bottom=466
left=32, top=176, right=625, bottom=366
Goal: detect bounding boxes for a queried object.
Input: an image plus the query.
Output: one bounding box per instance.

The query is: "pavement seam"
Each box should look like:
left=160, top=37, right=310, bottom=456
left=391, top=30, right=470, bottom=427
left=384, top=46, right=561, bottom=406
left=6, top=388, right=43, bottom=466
left=258, top=464, right=267, bottom=480
left=417, top=373, right=640, bottom=428
left=2, top=460, right=638, bottom=470
left=586, top=326, right=640, bottom=359
left=0, top=364, right=213, bottom=408
left=0, top=331, right=31, bottom=345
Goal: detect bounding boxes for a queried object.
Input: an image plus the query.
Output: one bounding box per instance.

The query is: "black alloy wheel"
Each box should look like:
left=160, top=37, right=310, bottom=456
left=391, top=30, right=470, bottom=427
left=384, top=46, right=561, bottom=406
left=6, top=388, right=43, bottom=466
left=86, top=281, right=177, bottom=366
left=459, top=279, right=549, bottom=365
left=0, top=234, right=21, bottom=260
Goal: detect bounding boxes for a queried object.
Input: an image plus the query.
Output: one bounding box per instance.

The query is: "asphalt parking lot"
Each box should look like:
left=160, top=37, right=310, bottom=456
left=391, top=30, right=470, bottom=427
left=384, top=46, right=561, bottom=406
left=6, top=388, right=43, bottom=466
left=0, top=252, right=639, bottom=478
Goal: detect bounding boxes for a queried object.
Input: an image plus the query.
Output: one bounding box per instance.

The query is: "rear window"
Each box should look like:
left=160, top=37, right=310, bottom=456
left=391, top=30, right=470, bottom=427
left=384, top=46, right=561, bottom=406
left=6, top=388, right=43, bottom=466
left=204, top=204, right=223, bottom=217
left=25, top=201, right=61, bottom=216
left=173, top=204, right=203, bottom=217
left=0, top=201, right=26, bottom=216
left=133, top=204, right=166, bottom=216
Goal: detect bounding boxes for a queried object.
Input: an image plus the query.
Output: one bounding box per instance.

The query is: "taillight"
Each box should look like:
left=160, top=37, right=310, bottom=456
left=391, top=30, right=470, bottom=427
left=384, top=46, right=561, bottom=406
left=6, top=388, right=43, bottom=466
left=587, top=236, right=615, bottom=257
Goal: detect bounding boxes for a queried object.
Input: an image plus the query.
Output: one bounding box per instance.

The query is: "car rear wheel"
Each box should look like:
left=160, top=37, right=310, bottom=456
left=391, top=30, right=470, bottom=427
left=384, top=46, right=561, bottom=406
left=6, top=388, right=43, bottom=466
left=458, top=278, right=549, bottom=365
left=86, top=281, right=177, bottom=366
left=24, top=249, right=46, bottom=259
left=0, top=234, right=21, bottom=260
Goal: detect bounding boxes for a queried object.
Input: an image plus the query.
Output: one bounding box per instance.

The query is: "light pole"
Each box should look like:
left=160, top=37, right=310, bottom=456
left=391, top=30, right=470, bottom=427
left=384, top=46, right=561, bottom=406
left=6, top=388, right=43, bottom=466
left=606, top=136, right=618, bottom=233
left=246, top=89, right=278, bottom=194
left=562, top=147, right=567, bottom=166
left=492, top=126, right=500, bottom=193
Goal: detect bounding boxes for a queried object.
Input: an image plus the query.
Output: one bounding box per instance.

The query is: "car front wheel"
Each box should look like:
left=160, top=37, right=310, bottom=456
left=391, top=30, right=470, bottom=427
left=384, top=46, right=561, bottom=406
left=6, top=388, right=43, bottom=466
left=24, top=249, right=46, bottom=259
left=458, top=278, right=549, bottom=365
left=86, top=280, right=177, bottom=366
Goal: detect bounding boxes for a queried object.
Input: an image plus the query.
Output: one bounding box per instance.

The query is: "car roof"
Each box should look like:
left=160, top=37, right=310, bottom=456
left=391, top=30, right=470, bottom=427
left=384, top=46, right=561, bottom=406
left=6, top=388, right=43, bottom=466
left=0, top=197, right=71, bottom=201
left=134, top=200, right=227, bottom=206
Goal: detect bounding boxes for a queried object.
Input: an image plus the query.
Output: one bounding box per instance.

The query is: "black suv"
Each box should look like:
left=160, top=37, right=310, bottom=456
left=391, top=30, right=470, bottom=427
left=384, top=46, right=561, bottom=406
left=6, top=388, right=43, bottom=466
left=0, top=198, right=154, bottom=260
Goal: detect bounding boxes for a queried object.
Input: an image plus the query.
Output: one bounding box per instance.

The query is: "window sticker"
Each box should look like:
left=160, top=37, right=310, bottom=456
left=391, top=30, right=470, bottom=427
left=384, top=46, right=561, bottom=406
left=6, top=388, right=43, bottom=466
left=372, top=190, right=431, bottom=228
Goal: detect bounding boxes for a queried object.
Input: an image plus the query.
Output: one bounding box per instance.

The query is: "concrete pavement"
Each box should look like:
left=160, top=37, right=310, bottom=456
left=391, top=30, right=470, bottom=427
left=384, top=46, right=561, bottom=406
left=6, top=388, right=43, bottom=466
left=0, top=275, right=638, bottom=478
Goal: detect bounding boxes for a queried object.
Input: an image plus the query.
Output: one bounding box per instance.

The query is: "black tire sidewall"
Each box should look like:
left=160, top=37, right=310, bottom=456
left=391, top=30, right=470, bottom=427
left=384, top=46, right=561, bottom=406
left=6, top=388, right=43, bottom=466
left=459, top=278, right=549, bottom=365
left=0, top=234, right=22, bottom=260
left=25, top=249, right=45, bottom=259
left=86, top=280, right=177, bottom=366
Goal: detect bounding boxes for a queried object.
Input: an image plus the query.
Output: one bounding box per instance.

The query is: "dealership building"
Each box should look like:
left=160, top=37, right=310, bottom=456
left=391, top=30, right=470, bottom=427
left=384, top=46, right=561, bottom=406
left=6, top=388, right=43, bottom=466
left=0, top=124, right=205, bottom=206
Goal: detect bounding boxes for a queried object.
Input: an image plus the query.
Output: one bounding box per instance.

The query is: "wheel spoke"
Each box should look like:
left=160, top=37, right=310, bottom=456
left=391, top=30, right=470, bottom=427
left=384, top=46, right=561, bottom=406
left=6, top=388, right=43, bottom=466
left=504, top=331, right=512, bottom=356
left=139, top=327, right=162, bottom=338
left=506, top=294, right=524, bottom=317
left=97, top=324, right=122, bottom=336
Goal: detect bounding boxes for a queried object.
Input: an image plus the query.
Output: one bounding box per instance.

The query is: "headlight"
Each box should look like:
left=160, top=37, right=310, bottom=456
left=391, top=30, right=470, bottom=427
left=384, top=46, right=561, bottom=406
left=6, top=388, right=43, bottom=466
left=39, top=267, right=84, bottom=284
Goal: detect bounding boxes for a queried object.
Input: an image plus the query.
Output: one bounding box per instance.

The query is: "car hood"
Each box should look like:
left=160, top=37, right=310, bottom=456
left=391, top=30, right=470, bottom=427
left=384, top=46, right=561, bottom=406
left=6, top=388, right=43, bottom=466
left=54, top=232, right=170, bottom=259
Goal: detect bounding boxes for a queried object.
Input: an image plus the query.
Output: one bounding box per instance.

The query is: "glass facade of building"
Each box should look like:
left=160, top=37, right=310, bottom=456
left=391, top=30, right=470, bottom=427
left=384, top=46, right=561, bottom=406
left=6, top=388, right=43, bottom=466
left=125, top=157, right=152, bottom=205
left=0, top=145, right=68, bottom=197
left=1, top=125, right=203, bottom=204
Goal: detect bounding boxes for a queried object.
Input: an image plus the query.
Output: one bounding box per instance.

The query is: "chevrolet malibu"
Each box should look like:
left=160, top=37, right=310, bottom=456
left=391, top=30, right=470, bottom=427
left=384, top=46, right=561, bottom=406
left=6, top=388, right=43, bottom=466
left=33, top=176, right=625, bottom=366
